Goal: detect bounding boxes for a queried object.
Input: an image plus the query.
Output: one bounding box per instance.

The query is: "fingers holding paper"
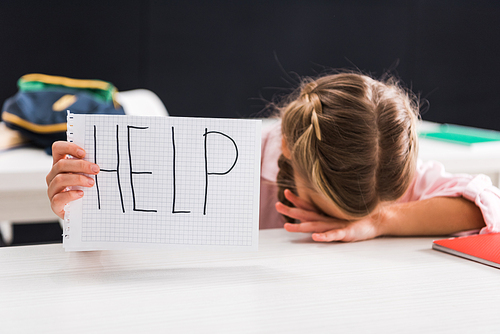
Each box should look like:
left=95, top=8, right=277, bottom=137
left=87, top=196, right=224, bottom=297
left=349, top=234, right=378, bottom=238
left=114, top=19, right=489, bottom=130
left=50, top=140, right=85, bottom=164
left=46, top=141, right=100, bottom=219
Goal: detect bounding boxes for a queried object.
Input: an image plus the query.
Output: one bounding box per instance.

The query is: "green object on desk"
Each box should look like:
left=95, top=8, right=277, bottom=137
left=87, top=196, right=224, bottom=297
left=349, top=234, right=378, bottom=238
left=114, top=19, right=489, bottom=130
left=419, top=124, right=500, bottom=146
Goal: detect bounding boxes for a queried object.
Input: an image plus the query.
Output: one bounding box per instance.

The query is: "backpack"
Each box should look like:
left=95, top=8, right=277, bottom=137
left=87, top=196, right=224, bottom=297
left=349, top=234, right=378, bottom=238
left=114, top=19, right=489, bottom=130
left=1, top=73, right=125, bottom=154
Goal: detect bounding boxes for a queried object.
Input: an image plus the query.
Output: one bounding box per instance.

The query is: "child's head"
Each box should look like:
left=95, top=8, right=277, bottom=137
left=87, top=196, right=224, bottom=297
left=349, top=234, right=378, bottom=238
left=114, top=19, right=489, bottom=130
left=278, top=72, right=419, bottom=219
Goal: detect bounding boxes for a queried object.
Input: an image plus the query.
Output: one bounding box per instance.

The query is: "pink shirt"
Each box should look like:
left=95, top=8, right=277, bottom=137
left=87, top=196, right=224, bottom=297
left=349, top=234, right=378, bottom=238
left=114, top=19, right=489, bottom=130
left=259, top=120, right=500, bottom=234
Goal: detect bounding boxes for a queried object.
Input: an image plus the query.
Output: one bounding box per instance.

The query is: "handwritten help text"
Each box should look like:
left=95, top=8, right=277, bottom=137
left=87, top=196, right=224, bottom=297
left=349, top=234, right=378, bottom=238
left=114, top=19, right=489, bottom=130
left=92, top=124, right=239, bottom=216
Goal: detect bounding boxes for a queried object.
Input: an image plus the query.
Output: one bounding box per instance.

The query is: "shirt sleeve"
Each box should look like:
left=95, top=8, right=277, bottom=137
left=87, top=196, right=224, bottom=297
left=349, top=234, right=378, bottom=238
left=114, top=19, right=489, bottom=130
left=260, top=120, right=282, bottom=181
left=259, top=119, right=286, bottom=229
left=399, top=159, right=500, bottom=234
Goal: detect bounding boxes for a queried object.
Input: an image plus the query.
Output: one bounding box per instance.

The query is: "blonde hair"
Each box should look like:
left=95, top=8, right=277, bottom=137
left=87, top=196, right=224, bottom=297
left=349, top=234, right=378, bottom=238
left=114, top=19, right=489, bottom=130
left=277, top=72, right=419, bottom=218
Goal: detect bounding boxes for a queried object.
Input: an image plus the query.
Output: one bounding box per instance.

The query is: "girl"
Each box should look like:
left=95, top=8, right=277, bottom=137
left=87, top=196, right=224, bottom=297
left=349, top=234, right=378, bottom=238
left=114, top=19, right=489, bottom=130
left=47, top=72, right=500, bottom=242
left=259, top=72, right=500, bottom=241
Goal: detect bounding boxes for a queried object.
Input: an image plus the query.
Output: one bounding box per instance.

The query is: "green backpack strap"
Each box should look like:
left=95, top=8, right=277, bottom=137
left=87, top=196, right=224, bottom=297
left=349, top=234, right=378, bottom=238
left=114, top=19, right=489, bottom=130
left=18, top=73, right=119, bottom=107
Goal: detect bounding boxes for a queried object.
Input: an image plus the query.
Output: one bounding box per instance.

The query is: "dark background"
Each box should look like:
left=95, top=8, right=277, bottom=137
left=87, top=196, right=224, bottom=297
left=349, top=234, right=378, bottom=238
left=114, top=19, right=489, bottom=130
left=1, top=0, right=499, bottom=127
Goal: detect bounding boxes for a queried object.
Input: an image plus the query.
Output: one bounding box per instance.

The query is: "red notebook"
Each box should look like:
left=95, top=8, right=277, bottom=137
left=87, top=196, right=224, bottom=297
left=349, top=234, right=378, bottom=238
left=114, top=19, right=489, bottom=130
left=432, top=233, right=500, bottom=269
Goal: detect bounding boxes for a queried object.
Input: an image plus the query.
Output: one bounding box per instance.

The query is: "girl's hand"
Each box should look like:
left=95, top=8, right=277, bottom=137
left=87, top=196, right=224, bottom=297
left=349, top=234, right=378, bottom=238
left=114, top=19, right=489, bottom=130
left=275, top=189, right=383, bottom=242
left=46, top=141, right=100, bottom=219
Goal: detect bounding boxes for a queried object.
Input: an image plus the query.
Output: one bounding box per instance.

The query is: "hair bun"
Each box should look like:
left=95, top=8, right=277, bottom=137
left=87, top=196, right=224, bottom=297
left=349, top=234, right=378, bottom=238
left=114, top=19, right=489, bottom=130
left=302, top=81, right=318, bottom=95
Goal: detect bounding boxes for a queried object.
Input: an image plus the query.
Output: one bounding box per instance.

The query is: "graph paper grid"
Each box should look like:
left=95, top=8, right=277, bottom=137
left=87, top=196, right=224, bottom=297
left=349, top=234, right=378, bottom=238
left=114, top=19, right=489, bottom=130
left=63, top=114, right=261, bottom=251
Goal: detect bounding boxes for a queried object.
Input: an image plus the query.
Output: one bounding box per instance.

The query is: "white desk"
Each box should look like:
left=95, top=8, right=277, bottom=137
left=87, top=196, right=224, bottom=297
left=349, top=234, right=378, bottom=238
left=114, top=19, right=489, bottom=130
left=1, top=229, right=499, bottom=333
left=418, top=122, right=500, bottom=186
left=0, top=147, right=55, bottom=222
left=0, top=147, right=57, bottom=243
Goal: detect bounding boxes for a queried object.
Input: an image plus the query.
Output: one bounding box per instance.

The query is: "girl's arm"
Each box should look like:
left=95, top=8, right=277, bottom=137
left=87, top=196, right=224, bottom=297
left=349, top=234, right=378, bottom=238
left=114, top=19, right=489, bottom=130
left=378, top=197, right=485, bottom=236
left=279, top=160, right=499, bottom=242
left=397, top=160, right=500, bottom=235
left=46, top=141, right=100, bottom=219
left=277, top=190, right=486, bottom=242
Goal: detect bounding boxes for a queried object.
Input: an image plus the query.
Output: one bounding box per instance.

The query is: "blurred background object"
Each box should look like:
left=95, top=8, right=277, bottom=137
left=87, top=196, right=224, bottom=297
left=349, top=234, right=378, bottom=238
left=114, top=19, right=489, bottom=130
left=0, top=89, right=167, bottom=246
left=1, top=0, right=499, bottom=127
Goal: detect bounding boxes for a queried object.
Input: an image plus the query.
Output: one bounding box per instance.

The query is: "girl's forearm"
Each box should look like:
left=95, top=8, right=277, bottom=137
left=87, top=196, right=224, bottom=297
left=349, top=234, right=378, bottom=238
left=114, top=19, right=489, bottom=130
left=379, top=197, right=485, bottom=237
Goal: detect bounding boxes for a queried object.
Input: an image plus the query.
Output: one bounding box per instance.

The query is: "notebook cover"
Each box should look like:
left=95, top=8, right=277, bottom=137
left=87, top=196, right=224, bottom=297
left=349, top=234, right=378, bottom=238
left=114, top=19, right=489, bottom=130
left=419, top=124, right=500, bottom=146
left=419, top=132, right=500, bottom=145
left=432, top=233, right=500, bottom=269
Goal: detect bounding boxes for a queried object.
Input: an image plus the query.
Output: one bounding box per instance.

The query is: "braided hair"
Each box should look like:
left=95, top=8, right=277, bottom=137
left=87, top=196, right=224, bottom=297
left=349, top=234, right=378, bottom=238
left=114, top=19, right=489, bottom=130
left=277, top=72, right=419, bottom=219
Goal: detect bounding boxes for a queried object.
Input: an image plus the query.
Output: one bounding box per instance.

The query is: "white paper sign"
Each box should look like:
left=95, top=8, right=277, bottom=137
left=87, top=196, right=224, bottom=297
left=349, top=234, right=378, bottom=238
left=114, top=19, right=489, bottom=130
left=64, top=113, right=261, bottom=251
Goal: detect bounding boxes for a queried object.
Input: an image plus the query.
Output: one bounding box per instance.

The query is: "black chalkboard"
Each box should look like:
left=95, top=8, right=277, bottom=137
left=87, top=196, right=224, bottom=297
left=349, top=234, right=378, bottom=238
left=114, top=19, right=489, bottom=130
left=1, top=0, right=500, bottom=129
